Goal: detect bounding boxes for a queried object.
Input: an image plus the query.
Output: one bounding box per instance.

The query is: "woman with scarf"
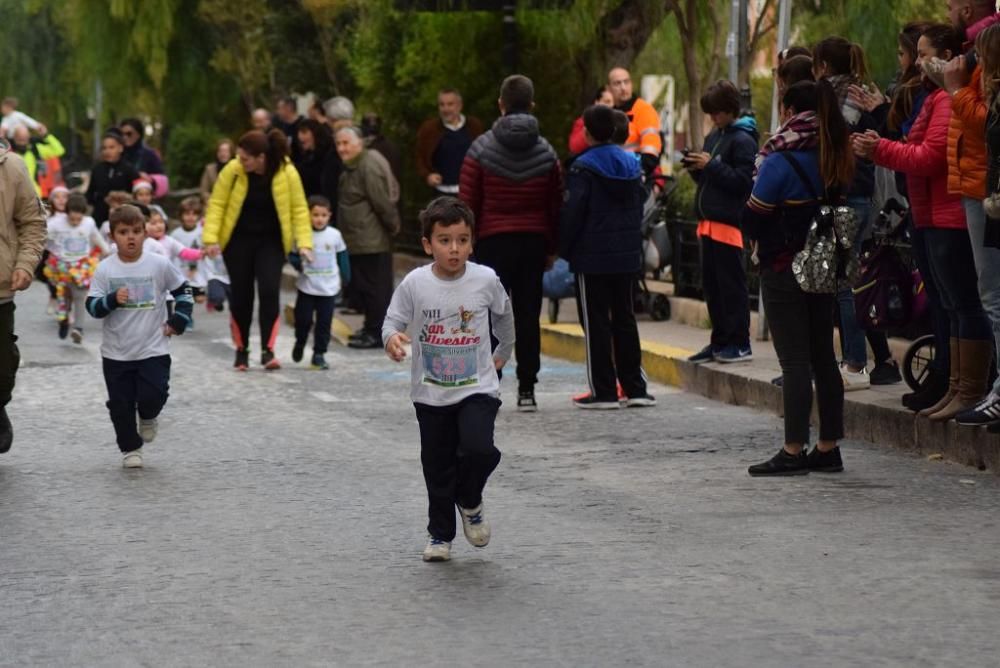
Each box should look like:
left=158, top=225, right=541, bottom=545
left=813, top=36, right=899, bottom=390
left=742, top=80, right=853, bottom=477
left=854, top=24, right=992, bottom=422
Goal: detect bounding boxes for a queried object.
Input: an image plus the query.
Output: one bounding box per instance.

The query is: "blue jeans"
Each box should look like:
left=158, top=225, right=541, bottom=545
left=837, top=197, right=891, bottom=367
left=923, top=226, right=992, bottom=340
left=963, top=197, right=1000, bottom=393
left=910, top=225, right=951, bottom=374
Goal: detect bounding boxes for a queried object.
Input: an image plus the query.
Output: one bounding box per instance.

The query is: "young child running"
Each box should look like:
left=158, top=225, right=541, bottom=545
left=146, top=204, right=202, bottom=325
left=132, top=179, right=154, bottom=207
left=99, top=191, right=131, bottom=244
left=383, top=196, right=514, bottom=562
left=44, top=193, right=110, bottom=342
left=40, top=185, right=71, bottom=314
left=86, top=205, right=194, bottom=468
left=291, top=195, right=349, bottom=370
left=169, top=196, right=207, bottom=303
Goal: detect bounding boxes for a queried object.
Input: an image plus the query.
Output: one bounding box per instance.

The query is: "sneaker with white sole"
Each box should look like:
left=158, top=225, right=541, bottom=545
left=70, top=327, right=83, bottom=344
left=122, top=449, right=144, bottom=468
left=625, top=394, right=657, bottom=407
left=139, top=417, right=158, bottom=443
left=422, top=537, right=452, bottom=562
left=459, top=504, right=491, bottom=547
left=517, top=390, right=538, bottom=412
left=840, top=364, right=870, bottom=392
left=956, top=391, right=1000, bottom=426
left=715, top=345, right=753, bottom=363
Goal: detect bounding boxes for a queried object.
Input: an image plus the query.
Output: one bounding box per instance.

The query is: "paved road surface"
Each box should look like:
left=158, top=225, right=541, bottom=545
left=2, top=285, right=999, bottom=667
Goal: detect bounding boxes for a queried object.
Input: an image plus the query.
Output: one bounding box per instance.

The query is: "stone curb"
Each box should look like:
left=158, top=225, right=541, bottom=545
left=540, top=322, right=1000, bottom=475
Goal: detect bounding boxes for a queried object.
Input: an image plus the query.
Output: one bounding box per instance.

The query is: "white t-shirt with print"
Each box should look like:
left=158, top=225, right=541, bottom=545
left=46, top=215, right=108, bottom=262
left=297, top=226, right=347, bottom=297
left=88, top=251, right=186, bottom=361
left=382, top=262, right=514, bottom=407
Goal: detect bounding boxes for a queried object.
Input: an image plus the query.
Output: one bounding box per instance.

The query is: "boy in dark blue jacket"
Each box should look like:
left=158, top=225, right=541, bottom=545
left=684, top=79, right=758, bottom=364
left=559, top=105, right=655, bottom=409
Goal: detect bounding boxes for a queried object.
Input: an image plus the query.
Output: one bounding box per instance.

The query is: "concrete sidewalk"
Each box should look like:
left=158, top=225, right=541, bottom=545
left=541, top=292, right=1000, bottom=475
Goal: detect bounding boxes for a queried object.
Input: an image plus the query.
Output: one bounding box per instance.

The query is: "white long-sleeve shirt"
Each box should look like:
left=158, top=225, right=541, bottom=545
left=382, top=262, right=514, bottom=406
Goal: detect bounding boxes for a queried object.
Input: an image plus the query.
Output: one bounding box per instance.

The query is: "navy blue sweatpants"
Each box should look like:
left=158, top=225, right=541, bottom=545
left=103, top=355, right=171, bottom=452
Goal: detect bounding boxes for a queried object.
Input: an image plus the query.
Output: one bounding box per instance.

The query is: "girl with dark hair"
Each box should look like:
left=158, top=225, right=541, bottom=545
left=568, top=87, right=614, bottom=156
left=812, top=37, right=900, bottom=389
left=294, top=119, right=335, bottom=197
left=742, top=79, right=853, bottom=476
left=203, top=129, right=313, bottom=370
left=854, top=23, right=992, bottom=421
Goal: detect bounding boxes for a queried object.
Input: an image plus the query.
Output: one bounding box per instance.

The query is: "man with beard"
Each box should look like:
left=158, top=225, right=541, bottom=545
left=607, top=67, right=663, bottom=177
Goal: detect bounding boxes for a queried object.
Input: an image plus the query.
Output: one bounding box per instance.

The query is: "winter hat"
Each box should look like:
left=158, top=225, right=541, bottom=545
left=147, top=204, right=167, bottom=220
left=132, top=179, right=153, bottom=193
left=49, top=185, right=70, bottom=196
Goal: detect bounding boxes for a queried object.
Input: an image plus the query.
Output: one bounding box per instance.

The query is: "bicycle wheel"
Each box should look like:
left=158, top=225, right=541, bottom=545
left=902, top=334, right=935, bottom=392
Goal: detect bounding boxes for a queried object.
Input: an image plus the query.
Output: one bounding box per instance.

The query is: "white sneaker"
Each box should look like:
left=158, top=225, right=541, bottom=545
left=139, top=417, right=158, bottom=443
left=840, top=364, right=870, bottom=392
left=459, top=504, right=491, bottom=547
left=422, top=537, right=451, bottom=562
left=122, top=449, right=144, bottom=468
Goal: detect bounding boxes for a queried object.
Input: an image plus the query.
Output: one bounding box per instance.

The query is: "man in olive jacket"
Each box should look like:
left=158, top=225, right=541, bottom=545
left=335, top=126, right=401, bottom=349
left=0, top=139, right=47, bottom=453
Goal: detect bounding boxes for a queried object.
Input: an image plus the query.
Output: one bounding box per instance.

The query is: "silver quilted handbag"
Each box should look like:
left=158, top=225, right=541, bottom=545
left=792, top=205, right=859, bottom=294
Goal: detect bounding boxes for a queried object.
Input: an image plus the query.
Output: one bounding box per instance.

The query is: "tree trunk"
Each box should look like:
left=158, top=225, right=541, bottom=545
left=575, top=0, right=671, bottom=108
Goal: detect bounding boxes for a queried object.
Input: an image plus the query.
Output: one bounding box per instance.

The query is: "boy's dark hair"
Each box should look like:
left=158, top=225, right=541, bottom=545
left=611, top=110, right=630, bottom=145
left=499, top=75, right=534, bottom=114
left=700, top=80, right=741, bottom=116
left=120, top=118, right=143, bottom=136
left=777, top=55, right=815, bottom=89
left=279, top=96, right=296, bottom=109
left=778, top=45, right=811, bottom=64
left=109, top=204, right=145, bottom=233
left=583, top=104, right=616, bottom=143
left=66, top=193, right=88, bottom=214
left=179, top=195, right=203, bottom=215
left=308, top=194, right=332, bottom=211
left=419, top=196, right=475, bottom=239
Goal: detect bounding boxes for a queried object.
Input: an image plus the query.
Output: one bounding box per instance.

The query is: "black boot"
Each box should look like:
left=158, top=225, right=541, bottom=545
left=748, top=448, right=809, bottom=477
left=0, top=406, right=12, bottom=454
left=902, top=366, right=949, bottom=411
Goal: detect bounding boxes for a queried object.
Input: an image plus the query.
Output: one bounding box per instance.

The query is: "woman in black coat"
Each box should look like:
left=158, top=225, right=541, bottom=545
left=85, top=130, right=139, bottom=223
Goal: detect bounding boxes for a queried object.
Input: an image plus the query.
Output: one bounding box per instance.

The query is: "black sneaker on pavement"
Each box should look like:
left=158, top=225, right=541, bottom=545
left=292, top=341, right=305, bottom=363
left=806, top=445, right=844, bottom=473
left=0, top=407, right=12, bottom=454
left=311, top=353, right=329, bottom=370
left=748, top=448, right=810, bottom=477
left=955, top=391, right=1000, bottom=426
left=715, top=345, right=753, bottom=364
left=771, top=375, right=783, bottom=387
left=234, top=349, right=250, bottom=371
left=573, top=395, right=620, bottom=410
left=625, top=394, right=657, bottom=408
left=517, top=390, right=538, bottom=412
left=347, top=332, right=382, bottom=349
left=261, top=349, right=281, bottom=370
left=58, top=320, right=69, bottom=340
left=688, top=344, right=715, bottom=364
left=869, top=360, right=902, bottom=385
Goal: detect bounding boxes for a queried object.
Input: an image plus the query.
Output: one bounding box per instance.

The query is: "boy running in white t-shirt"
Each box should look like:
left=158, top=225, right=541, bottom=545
left=170, top=196, right=208, bottom=301
left=291, top=196, right=350, bottom=370
left=383, top=196, right=514, bottom=562
left=43, top=193, right=110, bottom=342
left=86, top=205, right=194, bottom=469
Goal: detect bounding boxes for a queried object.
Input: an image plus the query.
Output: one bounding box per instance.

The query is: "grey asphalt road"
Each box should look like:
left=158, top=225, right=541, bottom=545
left=2, top=283, right=999, bottom=667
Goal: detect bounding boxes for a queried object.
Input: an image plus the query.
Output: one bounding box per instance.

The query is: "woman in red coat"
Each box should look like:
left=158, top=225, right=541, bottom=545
left=567, top=87, right=613, bottom=157
left=854, top=24, right=992, bottom=421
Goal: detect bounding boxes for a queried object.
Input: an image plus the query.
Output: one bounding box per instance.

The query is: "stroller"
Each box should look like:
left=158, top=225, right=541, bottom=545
left=543, top=176, right=674, bottom=324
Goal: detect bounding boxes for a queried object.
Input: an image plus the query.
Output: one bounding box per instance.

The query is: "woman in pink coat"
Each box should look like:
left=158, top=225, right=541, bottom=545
left=853, top=24, right=992, bottom=421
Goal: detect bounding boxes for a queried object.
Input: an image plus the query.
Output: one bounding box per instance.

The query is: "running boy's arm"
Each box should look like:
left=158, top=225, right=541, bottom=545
left=166, top=281, right=194, bottom=335
left=86, top=266, right=124, bottom=318
left=489, top=276, right=515, bottom=368
left=382, top=279, right=413, bottom=362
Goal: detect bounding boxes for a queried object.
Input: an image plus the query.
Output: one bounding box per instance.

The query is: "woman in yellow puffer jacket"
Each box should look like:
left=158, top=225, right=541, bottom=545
left=204, top=129, right=312, bottom=371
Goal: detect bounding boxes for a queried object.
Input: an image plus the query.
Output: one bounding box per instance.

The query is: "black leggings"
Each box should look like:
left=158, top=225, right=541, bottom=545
left=223, top=233, right=285, bottom=352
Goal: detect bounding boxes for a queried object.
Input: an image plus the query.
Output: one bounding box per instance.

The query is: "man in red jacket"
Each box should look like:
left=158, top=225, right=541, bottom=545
left=459, top=74, right=564, bottom=412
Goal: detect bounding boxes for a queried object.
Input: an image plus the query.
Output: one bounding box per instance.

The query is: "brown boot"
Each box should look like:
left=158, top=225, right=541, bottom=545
left=920, top=338, right=959, bottom=417
left=928, top=339, right=993, bottom=421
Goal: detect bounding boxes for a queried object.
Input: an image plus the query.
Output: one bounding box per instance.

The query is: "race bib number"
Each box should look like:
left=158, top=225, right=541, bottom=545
left=108, top=276, right=157, bottom=310
left=305, top=251, right=335, bottom=276
left=420, top=343, right=478, bottom=388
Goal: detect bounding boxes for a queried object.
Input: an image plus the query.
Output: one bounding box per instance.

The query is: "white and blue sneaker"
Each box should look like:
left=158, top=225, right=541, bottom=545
left=715, top=345, right=753, bottom=364
left=956, top=391, right=1000, bottom=426
left=459, top=504, right=491, bottom=547
left=422, top=537, right=452, bottom=562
